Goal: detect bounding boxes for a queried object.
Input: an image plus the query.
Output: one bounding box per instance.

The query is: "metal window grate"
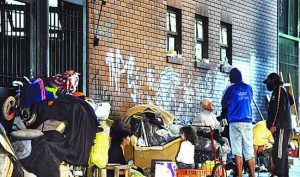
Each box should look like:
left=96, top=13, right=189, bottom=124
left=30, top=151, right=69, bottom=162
left=0, top=1, right=30, bottom=87
left=49, top=2, right=83, bottom=91
left=279, top=38, right=299, bottom=107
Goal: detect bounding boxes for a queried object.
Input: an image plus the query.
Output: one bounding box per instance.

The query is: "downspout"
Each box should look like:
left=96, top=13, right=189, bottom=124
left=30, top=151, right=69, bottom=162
left=36, top=0, right=49, bottom=77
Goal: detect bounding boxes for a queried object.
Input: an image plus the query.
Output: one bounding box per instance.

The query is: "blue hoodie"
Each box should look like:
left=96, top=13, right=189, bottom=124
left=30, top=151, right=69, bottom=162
left=221, top=68, right=253, bottom=123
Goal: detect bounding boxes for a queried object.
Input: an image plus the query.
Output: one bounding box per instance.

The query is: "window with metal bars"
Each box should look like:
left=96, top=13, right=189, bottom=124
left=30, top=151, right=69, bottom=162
left=0, top=0, right=85, bottom=92
left=49, top=1, right=83, bottom=91
left=0, top=0, right=30, bottom=87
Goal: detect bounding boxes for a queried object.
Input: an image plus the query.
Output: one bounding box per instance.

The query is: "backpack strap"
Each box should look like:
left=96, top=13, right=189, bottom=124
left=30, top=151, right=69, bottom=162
left=272, top=86, right=281, bottom=126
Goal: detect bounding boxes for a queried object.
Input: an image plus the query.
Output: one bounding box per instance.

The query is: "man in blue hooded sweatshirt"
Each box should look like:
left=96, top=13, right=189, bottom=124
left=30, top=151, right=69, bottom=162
left=221, top=68, right=255, bottom=177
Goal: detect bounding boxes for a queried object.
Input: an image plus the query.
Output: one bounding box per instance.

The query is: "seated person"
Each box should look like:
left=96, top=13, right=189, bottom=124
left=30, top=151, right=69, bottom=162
left=108, top=125, right=143, bottom=177
left=176, top=126, right=196, bottom=169
left=253, top=120, right=274, bottom=172
left=192, top=98, right=231, bottom=161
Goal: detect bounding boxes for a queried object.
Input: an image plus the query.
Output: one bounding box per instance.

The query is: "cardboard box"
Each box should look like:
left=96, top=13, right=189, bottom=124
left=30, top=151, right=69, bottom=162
left=125, top=138, right=181, bottom=168
left=288, top=148, right=299, bottom=158
left=176, top=169, right=206, bottom=177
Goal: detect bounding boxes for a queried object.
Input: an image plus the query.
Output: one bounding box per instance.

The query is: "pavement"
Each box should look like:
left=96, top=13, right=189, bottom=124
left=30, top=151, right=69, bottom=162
left=227, top=157, right=300, bottom=177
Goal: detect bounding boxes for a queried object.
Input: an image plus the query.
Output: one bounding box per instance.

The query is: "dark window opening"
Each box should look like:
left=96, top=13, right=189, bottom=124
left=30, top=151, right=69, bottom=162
left=195, top=15, right=208, bottom=61
left=220, top=22, right=232, bottom=65
left=166, top=6, right=181, bottom=56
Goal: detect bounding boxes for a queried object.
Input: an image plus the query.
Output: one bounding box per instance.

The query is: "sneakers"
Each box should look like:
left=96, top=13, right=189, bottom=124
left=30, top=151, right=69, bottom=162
left=259, top=165, right=268, bottom=172
left=225, top=162, right=236, bottom=170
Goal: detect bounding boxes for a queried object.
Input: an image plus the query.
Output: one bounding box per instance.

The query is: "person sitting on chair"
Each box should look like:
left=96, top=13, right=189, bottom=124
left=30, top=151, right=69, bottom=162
left=253, top=120, right=274, bottom=172
left=192, top=98, right=231, bottom=162
left=108, top=123, right=144, bottom=177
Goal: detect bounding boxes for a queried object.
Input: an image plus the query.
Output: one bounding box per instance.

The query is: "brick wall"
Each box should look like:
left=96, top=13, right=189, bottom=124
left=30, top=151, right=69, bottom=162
left=87, top=0, right=277, bottom=122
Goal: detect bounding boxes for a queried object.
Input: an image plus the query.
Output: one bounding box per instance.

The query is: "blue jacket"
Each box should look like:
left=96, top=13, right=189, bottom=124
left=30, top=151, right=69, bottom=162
left=221, top=68, right=253, bottom=123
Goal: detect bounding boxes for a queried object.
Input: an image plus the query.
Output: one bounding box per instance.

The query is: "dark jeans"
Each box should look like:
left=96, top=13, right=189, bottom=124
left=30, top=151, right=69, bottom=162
left=272, top=129, right=292, bottom=177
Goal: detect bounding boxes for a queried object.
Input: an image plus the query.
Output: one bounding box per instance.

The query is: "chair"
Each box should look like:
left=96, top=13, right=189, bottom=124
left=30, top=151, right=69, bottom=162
left=87, top=165, right=130, bottom=177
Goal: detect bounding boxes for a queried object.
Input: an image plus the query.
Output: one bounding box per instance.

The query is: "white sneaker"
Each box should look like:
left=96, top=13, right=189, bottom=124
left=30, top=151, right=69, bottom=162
left=259, top=165, right=268, bottom=172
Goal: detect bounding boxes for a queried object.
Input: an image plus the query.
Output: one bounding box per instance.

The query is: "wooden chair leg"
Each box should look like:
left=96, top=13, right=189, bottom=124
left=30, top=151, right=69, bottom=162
left=114, top=168, right=120, bottom=177
left=86, top=167, right=93, bottom=177
left=124, top=169, right=129, bottom=177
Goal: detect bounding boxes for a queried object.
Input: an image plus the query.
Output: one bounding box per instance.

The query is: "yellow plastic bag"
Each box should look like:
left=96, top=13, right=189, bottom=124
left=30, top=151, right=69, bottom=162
left=88, top=133, right=109, bottom=168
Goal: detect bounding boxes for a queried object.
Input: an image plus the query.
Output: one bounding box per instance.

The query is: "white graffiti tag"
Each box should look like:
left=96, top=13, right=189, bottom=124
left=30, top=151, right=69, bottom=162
left=156, top=67, right=180, bottom=112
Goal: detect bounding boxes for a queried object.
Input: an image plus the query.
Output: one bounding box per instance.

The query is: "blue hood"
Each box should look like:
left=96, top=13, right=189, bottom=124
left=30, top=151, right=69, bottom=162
left=230, top=68, right=242, bottom=84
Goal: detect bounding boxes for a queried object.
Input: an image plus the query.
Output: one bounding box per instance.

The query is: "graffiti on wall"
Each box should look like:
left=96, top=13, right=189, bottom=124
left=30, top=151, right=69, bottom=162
left=105, top=48, right=125, bottom=92
left=146, top=66, right=156, bottom=91
left=156, top=67, right=180, bottom=113
left=104, top=48, right=225, bottom=123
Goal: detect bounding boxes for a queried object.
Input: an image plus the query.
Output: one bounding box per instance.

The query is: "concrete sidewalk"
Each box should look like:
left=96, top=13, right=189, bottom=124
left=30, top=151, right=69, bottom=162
left=235, top=157, right=300, bottom=177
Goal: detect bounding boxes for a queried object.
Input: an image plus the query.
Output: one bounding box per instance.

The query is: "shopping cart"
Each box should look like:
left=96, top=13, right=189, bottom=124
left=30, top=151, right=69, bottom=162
left=193, top=125, right=227, bottom=177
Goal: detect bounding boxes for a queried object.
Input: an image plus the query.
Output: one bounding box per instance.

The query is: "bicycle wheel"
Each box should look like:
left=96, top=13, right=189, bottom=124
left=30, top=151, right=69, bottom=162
left=212, top=163, right=226, bottom=177
left=2, top=96, right=17, bottom=121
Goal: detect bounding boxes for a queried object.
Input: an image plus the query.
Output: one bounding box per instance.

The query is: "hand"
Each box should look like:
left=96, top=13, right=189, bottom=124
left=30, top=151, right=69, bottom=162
left=257, top=146, right=265, bottom=153
left=270, top=126, right=277, bottom=133
left=132, top=164, right=137, bottom=169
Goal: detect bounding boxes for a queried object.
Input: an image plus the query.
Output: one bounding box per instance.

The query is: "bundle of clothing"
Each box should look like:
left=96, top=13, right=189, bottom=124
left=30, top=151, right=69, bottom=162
left=20, top=70, right=80, bottom=108
left=128, top=112, right=177, bottom=147
left=19, top=95, right=99, bottom=177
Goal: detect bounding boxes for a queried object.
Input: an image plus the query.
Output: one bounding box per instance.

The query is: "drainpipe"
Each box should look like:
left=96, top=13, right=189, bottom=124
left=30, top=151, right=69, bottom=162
left=36, top=0, right=49, bottom=77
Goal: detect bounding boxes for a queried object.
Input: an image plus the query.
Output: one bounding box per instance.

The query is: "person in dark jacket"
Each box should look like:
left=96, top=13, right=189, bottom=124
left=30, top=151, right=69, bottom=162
left=108, top=128, right=131, bottom=165
left=263, top=73, right=293, bottom=177
left=221, top=68, right=255, bottom=177
left=108, top=125, right=143, bottom=177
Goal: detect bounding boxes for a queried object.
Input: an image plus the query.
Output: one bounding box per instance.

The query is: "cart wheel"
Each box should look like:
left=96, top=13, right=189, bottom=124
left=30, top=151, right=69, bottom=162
left=2, top=96, right=16, bottom=121
left=212, top=163, right=226, bottom=177
left=23, top=104, right=38, bottom=127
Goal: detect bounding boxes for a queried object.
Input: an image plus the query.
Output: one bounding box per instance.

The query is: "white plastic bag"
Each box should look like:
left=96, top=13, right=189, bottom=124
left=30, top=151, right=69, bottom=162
left=86, top=99, right=111, bottom=121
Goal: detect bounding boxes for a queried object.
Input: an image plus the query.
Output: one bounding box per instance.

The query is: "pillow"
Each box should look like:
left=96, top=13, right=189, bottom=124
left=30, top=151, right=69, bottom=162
left=11, top=129, right=44, bottom=140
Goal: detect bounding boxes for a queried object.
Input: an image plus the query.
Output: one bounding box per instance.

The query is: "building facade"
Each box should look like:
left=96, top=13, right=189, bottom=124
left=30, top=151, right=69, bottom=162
left=88, top=0, right=278, bottom=122
left=0, top=0, right=278, bottom=123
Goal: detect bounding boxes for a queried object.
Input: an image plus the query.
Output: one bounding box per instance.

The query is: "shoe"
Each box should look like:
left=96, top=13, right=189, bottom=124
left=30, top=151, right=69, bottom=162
left=259, top=165, right=268, bottom=172
left=225, top=162, right=236, bottom=170
left=255, top=165, right=260, bottom=171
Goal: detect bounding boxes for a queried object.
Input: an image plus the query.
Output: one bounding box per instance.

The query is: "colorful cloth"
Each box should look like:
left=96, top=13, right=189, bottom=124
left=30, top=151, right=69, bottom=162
left=21, top=78, right=46, bottom=107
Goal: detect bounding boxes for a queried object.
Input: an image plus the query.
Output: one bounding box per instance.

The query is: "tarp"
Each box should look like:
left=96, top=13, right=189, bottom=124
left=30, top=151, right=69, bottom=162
left=123, top=104, right=174, bottom=128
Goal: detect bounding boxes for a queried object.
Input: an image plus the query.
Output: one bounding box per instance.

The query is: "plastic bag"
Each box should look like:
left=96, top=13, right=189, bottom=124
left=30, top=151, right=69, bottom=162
left=130, top=168, right=145, bottom=177
left=88, top=133, right=109, bottom=168
left=86, top=99, right=111, bottom=121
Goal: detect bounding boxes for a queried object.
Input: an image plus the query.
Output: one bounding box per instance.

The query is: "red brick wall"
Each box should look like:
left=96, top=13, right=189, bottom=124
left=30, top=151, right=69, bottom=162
left=87, top=0, right=277, bottom=122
